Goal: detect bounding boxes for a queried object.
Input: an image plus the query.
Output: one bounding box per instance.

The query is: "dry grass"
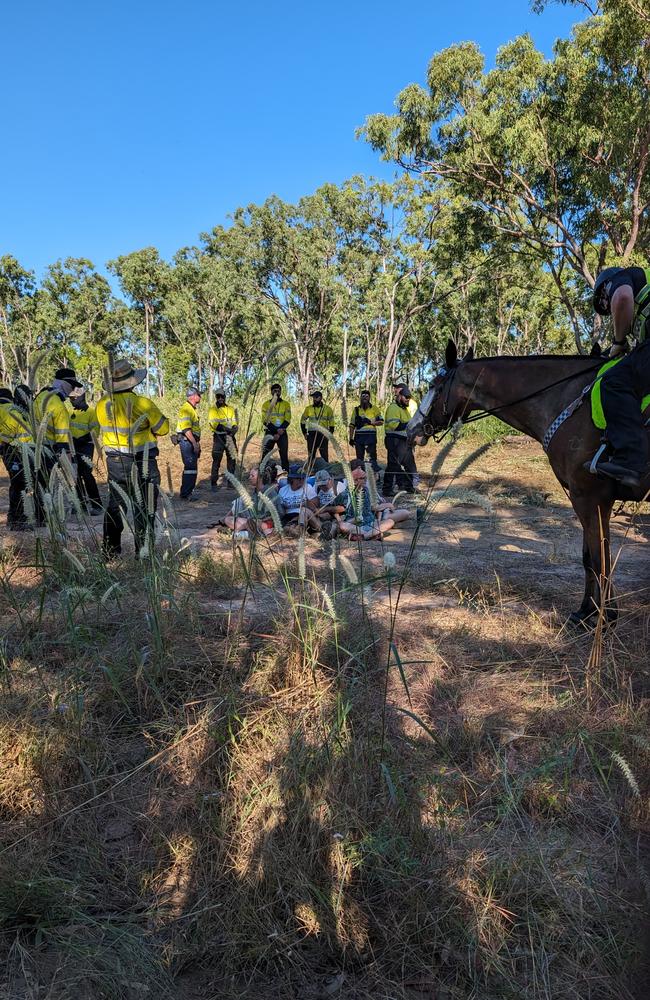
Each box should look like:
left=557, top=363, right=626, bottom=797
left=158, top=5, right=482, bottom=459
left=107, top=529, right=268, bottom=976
left=0, top=440, right=648, bottom=1000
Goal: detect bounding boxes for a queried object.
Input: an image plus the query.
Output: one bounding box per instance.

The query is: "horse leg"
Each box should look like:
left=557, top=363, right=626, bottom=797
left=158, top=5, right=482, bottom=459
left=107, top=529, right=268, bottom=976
left=569, top=495, right=615, bottom=626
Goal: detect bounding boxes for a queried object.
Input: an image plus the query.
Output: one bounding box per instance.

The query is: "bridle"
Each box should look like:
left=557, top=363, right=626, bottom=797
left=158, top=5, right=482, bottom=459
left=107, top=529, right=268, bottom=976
left=413, top=359, right=605, bottom=444
left=411, top=366, right=457, bottom=441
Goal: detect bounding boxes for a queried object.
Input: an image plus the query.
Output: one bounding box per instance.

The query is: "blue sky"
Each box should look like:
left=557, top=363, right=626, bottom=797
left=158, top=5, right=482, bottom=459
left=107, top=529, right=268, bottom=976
left=2, top=0, right=579, bottom=279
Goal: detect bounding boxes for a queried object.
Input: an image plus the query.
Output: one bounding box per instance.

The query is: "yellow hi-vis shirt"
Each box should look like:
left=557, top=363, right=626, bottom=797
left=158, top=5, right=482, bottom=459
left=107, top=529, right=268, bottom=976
left=384, top=398, right=417, bottom=438
left=96, top=391, right=169, bottom=454
left=0, top=401, right=33, bottom=446
left=68, top=403, right=99, bottom=444
left=176, top=401, right=201, bottom=439
left=261, top=397, right=291, bottom=430
left=349, top=403, right=383, bottom=436
left=300, top=403, right=335, bottom=434
left=33, top=389, right=73, bottom=451
left=208, top=404, right=238, bottom=434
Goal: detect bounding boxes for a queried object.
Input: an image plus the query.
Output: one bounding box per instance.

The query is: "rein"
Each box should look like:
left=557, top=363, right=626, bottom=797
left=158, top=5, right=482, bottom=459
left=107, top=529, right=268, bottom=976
left=429, top=360, right=605, bottom=443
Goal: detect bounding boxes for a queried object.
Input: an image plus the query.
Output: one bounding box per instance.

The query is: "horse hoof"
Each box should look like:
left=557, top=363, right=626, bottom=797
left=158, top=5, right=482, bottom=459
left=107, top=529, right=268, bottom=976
left=568, top=611, right=596, bottom=631
left=567, top=608, right=618, bottom=631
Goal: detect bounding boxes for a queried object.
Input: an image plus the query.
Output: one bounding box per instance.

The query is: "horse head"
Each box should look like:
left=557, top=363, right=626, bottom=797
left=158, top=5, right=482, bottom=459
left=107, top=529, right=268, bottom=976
left=408, top=340, right=474, bottom=446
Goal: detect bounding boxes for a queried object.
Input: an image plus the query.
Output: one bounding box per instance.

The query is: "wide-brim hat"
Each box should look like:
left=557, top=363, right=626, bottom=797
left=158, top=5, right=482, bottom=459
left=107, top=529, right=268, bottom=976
left=287, top=463, right=306, bottom=480
left=104, top=359, right=146, bottom=392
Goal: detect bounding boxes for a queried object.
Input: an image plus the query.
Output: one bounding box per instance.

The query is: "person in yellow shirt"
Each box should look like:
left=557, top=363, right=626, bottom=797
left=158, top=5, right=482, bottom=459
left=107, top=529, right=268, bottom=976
left=32, top=366, right=81, bottom=523
left=95, top=359, right=169, bottom=557
left=68, top=387, right=102, bottom=514
left=384, top=383, right=418, bottom=496
left=175, top=388, right=202, bottom=500
left=33, top=366, right=80, bottom=456
left=300, top=389, right=335, bottom=466
left=208, top=388, right=238, bottom=490
left=0, top=387, right=33, bottom=530
left=261, top=382, right=291, bottom=473
left=348, top=389, right=383, bottom=472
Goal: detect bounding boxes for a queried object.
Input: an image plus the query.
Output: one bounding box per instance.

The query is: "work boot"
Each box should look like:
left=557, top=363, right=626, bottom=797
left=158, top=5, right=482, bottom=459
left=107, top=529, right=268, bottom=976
left=590, top=459, right=641, bottom=489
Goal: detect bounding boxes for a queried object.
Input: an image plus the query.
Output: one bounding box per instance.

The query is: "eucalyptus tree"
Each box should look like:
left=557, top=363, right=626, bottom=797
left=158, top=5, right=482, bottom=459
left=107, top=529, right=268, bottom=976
left=37, top=257, right=114, bottom=367
left=361, top=2, right=650, bottom=350
left=204, top=192, right=345, bottom=399
left=0, top=255, right=38, bottom=381
left=108, top=247, right=170, bottom=393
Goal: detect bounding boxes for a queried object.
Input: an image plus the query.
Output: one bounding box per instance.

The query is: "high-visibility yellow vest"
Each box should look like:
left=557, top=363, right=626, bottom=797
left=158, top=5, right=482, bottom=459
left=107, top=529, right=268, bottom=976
left=33, top=389, right=73, bottom=451
left=349, top=404, right=382, bottom=435
left=208, top=404, right=237, bottom=434
left=261, top=397, right=291, bottom=430
left=176, top=401, right=201, bottom=438
left=96, top=391, right=169, bottom=454
left=384, top=399, right=417, bottom=437
left=68, top=403, right=99, bottom=442
left=300, top=403, right=335, bottom=432
left=0, top=401, right=33, bottom=446
left=591, top=357, right=650, bottom=429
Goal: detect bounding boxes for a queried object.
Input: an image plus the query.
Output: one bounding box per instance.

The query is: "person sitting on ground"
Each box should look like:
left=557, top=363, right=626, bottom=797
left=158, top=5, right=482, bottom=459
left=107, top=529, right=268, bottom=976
left=223, top=466, right=275, bottom=538
left=312, top=468, right=347, bottom=535
left=276, top=462, right=318, bottom=530
left=338, top=459, right=408, bottom=540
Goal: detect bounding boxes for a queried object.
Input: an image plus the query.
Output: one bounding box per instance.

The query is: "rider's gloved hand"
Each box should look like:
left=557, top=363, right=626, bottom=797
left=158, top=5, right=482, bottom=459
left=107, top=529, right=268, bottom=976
left=609, top=339, right=629, bottom=358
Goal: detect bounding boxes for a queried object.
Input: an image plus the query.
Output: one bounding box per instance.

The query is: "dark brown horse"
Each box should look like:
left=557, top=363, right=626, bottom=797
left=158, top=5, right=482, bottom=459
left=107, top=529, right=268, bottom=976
left=408, top=340, right=650, bottom=624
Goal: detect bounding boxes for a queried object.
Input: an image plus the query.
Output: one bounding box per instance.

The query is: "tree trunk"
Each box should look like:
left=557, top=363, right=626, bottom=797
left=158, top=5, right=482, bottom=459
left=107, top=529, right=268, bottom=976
left=144, top=303, right=151, bottom=394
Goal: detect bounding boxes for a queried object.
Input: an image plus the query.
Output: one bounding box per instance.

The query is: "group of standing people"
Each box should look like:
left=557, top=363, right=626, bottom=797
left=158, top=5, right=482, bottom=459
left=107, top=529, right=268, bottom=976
left=174, top=380, right=420, bottom=502
left=1, top=362, right=422, bottom=557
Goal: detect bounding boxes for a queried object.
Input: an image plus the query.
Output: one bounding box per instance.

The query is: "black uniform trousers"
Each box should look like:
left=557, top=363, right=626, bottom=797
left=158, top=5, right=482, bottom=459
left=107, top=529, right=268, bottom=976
left=262, top=429, right=289, bottom=473
left=179, top=436, right=199, bottom=498
left=601, top=340, right=650, bottom=475
left=1, top=445, right=28, bottom=527
left=354, top=433, right=379, bottom=472
left=383, top=433, right=417, bottom=494
left=211, top=433, right=237, bottom=484
left=103, top=450, right=161, bottom=556
left=33, top=449, right=59, bottom=525
left=75, top=440, right=102, bottom=511
left=305, top=431, right=329, bottom=465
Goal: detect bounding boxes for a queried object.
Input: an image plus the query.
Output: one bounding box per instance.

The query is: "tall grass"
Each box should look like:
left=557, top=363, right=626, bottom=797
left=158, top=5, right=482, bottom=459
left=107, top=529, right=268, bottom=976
left=0, top=377, right=647, bottom=999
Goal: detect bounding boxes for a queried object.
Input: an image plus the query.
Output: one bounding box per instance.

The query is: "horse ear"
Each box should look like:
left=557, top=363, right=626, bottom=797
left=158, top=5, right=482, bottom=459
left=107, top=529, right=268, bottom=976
left=445, top=339, right=458, bottom=369
left=463, top=346, right=474, bottom=362
left=590, top=341, right=602, bottom=357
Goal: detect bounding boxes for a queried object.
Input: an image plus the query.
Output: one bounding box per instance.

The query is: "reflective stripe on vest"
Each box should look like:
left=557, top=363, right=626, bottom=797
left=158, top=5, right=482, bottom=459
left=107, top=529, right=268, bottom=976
left=591, top=356, right=650, bottom=429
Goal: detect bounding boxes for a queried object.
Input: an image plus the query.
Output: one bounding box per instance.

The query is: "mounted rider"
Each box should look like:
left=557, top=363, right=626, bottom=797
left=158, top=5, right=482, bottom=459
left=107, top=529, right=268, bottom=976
left=592, top=265, right=650, bottom=488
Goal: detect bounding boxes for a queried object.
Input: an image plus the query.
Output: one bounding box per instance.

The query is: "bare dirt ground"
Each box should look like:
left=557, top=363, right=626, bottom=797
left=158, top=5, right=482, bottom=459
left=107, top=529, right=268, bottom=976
left=27, top=433, right=643, bottom=622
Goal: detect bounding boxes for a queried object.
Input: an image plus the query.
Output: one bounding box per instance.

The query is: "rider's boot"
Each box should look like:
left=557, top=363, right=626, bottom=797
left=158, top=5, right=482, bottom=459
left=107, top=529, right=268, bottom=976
left=588, top=458, right=641, bottom=489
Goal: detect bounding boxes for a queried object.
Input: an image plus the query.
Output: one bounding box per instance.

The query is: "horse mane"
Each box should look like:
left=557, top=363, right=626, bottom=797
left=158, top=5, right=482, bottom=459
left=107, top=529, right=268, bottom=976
left=463, top=353, right=599, bottom=364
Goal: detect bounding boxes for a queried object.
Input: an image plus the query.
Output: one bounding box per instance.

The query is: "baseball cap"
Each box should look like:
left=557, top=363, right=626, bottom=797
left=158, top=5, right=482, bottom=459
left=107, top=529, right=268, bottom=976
left=314, top=469, right=332, bottom=485
left=287, top=462, right=306, bottom=479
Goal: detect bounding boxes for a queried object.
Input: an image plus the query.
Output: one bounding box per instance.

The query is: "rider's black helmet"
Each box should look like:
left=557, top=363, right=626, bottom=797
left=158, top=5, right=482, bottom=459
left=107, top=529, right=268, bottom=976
left=593, top=267, right=623, bottom=315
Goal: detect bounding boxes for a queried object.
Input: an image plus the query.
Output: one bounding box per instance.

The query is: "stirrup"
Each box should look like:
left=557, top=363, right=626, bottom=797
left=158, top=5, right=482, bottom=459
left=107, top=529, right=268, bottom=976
left=586, top=443, right=608, bottom=475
